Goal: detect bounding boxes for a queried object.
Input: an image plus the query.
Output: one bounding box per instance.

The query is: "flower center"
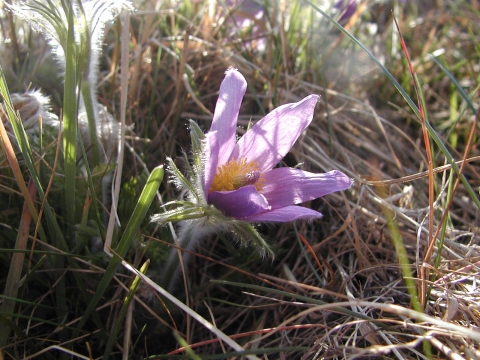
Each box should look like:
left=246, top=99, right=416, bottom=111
left=209, top=157, right=265, bottom=192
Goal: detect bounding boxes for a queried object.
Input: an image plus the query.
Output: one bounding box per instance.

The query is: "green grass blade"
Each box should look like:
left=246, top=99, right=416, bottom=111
left=293, top=223, right=324, bottom=287
left=382, top=202, right=422, bottom=313
left=62, top=3, right=78, bottom=227
left=55, top=5, right=78, bottom=329
left=76, top=130, right=105, bottom=238
left=103, top=260, right=150, bottom=360
left=77, top=165, right=164, bottom=333
left=0, top=314, right=42, bottom=357
left=0, top=67, right=43, bottom=237
left=81, top=81, right=100, bottom=167
left=0, top=181, right=35, bottom=347
left=429, top=54, right=477, bottom=115
left=171, top=331, right=202, bottom=360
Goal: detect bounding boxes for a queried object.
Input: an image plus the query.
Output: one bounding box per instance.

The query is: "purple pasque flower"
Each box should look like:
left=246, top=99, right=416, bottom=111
left=223, top=0, right=268, bottom=51
left=226, top=0, right=265, bottom=29
left=203, top=68, right=352, bottom=222
left=152, top=68, right=351, bottom=261
left=334, top=0, right=358, bottom=25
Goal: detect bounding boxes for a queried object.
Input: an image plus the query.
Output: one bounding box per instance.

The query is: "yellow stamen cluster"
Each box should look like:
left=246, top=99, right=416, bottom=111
left=209, top=157, right=265, bottom=192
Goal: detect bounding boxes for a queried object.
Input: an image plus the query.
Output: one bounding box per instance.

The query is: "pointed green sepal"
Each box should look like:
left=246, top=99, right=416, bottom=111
left=151, top=204, right=209, bottom=224
left=189, top=119, right=205, bottom=157
left=167, top=157, right=201, bottom=202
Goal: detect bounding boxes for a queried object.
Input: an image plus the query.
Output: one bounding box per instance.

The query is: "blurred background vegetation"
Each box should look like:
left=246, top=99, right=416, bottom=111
left=0, top=0, right=479, bottom=359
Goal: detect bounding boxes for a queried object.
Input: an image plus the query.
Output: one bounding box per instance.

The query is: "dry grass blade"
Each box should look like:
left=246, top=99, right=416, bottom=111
left=393, top=16, right=436, bottom=309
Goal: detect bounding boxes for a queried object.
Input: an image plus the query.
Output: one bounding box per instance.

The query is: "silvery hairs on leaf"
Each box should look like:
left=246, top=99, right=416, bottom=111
left=1, top=91, right=59, bottom=135
left=8, top=0, right=133, bottom=80
left=7, top=0, right=133, bottom=163
left=6, top=0, right=133, bottom=218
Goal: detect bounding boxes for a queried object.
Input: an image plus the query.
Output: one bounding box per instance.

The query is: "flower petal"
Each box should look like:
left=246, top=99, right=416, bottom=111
left=260, top=168, right=352, bottom=209
left=230, top=94, right=319, bottom=172
left=203, top=130, right=218, bottom=194
left=204, top=69, right=247, bottom=192
left=208, top=185, right=270, bottom=218
left=242, top=205, right=323, bottom=222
